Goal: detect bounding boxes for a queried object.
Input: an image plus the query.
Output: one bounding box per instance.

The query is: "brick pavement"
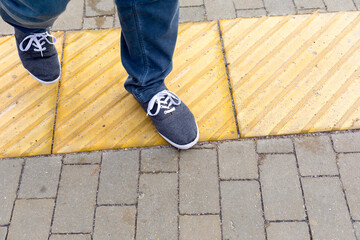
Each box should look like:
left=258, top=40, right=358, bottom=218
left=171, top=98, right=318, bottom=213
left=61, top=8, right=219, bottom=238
left=0, top=131, right=359, bottom=239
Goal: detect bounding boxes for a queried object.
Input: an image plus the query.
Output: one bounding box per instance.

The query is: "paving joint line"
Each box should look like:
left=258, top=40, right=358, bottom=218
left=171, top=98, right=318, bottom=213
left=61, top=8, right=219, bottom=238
left=215, top=144, right=224, bottom=240
left=140, top=171, right=178, bottom=174
left=291, top=138, right=313, bottom=240
left=96, top=203, right=136, bottom=207
left=268, top=219, right=308, bottom=223
left=91, top=152, right=103, bottom=240
left=48, top=155, right=65, bottom=240
left=63, top=163, right=100, bottom=166
left=177, top=150, right=180, bottom=240
left=180, top=213, right=220, bottom=216
left=133, top=150, right=141, bottom=240
left=255, top=140, right=268, bottom=240
left=216, top=20, right=241, bottom=139
left=220, top=178, right=258, bottom=181
left=301, top=174, right=340, bottom=178
left=50, top=31, right=67, bottom=155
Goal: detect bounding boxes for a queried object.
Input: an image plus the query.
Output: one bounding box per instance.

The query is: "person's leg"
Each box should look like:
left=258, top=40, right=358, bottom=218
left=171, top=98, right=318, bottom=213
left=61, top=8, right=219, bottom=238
left=115, top=0, right=199, bottom=149
left=0, top=0, right=70, bottom=84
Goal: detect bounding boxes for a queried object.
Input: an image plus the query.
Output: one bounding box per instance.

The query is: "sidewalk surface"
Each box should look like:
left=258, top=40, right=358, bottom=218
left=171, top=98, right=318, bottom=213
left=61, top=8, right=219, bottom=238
left=1, top=0, right=360, bottom=239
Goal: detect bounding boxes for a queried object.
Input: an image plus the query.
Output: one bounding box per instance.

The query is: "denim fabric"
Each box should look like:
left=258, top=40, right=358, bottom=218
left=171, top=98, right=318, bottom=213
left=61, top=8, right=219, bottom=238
left=0, top=0, right=179, bottom=103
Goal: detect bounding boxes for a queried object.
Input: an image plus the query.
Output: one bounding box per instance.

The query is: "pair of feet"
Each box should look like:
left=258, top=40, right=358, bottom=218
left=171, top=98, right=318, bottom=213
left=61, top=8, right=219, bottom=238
left=15, top=29, right=199, bottom=150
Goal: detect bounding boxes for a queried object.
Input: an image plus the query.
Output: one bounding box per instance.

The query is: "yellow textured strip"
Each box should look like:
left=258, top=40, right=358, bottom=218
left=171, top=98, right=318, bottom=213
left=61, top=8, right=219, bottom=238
left=53, top=22, right=236, bottom=153
left=0, top=32, right=64, bottom=158
left=222, top=11, right=360, bottom=137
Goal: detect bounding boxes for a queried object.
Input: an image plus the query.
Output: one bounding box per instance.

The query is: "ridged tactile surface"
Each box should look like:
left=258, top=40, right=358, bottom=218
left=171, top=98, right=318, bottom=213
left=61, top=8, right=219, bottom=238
left=53, top=23, right=237, bottom=154
left=221, top=12, right=360, bottom=137
left=0, top=32, right=64, bottom=158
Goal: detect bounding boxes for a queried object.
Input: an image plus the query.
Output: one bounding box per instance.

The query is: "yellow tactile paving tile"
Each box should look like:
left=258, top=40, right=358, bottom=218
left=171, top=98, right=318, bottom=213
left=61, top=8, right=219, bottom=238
left=0, top=32, right=64, bottom=158
left=221, top=12, right=360, bottom=138
left=53, top=22, right=237, bottom=154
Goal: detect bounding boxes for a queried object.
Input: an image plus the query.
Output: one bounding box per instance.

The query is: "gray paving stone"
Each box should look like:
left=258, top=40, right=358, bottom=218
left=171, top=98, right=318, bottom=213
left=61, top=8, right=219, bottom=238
left=354, top=222, right=360, bottom=239
left=180, top=0, right=204, bottom=7
left=141, top=148, right=178, bottom=172
left=0, top=227, right=7, bottom=240
left=50, top=235, right=91, bottom=240
left=204, top=0, right=236, bottom=20
left=85, top=0, right=115, bottom=17
left=323, top=0, right=356, bottom=11
left=93, top=206, right=135, bottom=240
left=63, top=152, right=101, bottom=164
left=302, top=177, right=356, bottom=240
left=263, top=0, right=296, bottom=15
left=19, top=156, right=62, bottom=199
left=7, top=199, right=54, bottom=240
left=114, top=10, right=120, bottom=28
left=137, top=174, right=178, bottom=240
left=237, top=8, right=267, bottom=18
left=0, top=19, right=14, bottom=36
left=179, top=149, right=219, bottom=214
left=221, top=181, right=265, bottom=240
left=338, top=153, right=360, bottom=220
left=0, top=159, right=23, bottom=225
left=52, top=0, right=84, bottom=31
left=332, top=132, right=360, bottom=153
left=52, top=165, right=99, bottom=233
left=266, top=222, right=310, bottom=240
left=219, top=141, right=258, bottom=179
left=233, top=0, right=264, bottom=9
left=294, top=0, right=325, bottom=9
left=257, top=138, right=293, bottom=153
left=83, top=16, right=114, bottom=29
left=179, top=215, right=221, bottom=240
left=297, top=8, right=326, bottom=14
left=179, top=6, right=206, bottom=23
left=354, top=0, right=360, bottom=10
left=294, top=135, right=338, bottom=176
left=260, top=154, right=305, bottom=220
left=98, top=150, right=139, bottom=204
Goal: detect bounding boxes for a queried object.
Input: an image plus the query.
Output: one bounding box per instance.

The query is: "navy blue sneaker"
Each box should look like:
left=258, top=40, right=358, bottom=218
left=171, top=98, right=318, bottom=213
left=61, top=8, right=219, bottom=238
left=15, top=29, right=61, bottom=84
left=138, top=90, right=199, bottom=150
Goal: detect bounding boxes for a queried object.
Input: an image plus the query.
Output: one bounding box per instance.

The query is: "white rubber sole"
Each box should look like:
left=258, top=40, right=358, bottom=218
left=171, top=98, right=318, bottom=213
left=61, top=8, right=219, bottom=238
left=159, top=122, right=200, bottom=150
left=23, top=56, right=61, bottom=85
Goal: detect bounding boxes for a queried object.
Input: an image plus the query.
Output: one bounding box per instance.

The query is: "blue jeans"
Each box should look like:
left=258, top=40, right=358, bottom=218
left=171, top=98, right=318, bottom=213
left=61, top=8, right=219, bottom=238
left=0, top=0, right=179, bottom=103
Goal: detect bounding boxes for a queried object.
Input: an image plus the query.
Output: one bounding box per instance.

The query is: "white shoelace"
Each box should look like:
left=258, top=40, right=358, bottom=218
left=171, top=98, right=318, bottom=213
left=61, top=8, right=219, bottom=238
left=19, top=32, right=57, bottom=57
left=147, top=90, right=181, bottom=116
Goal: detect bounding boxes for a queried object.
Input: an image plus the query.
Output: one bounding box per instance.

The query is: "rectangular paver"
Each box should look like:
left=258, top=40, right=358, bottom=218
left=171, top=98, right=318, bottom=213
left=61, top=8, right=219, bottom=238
left=93, top=206, right=135, bottom=240
left=0, top=159, right=23, bottom=225
left=50, top=235, right=91, bottom=240
left=323, top=0, right=356, bottom=11
left=204, top=0, right=236, bottom=20
left=98, top=151, right=139, bottom=204
left=338, top=153, right=360, bottom=220
left=137, top=174, right=178, bottom=240
left=63, top=152, right=101, bottom=164
left=141, top=148, right=178, bottom=172
left=266, top=222, right=310, bottom=240
left=237, top=8, right=267, bottom=18
left=260, top=154, right=305, bottom=220
left=180, top=0, right=204, bottom=7
left=233, top=0, right=264, bottom=9
left=302, top=177, right=356, bottom=240
left=294, top=136, right=338, bottom=176
left=179, top=149, right=219, bottom=214
left=263, top=0, right=296, bottom=15
left=7, top=199, right=54, bottom=240
left=219, top=141, right=258, bottom=179
left=179, top=215, right=221, bottom=240
left=332, top=132, right=360, bottom=153
left=0, top=227, right=7, bottom=240
left=52, top=0, right=84, bottom=31
left=85, top=0, right=115, bottom=17
left=179, top=6, right=206, bottom=22
left=221, top=181, right=265, bottom=240
left=19, top=156, right=62, bottom=199
left=52, top=165, right=99, bottom=233
left=257, top=138, right=293, bottom=153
